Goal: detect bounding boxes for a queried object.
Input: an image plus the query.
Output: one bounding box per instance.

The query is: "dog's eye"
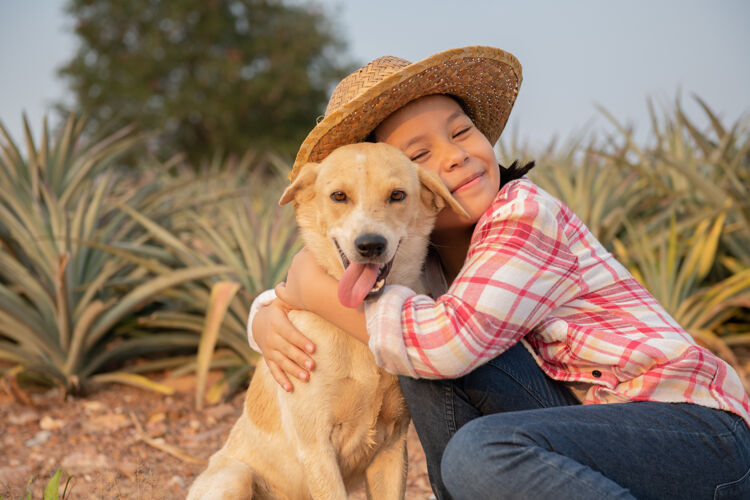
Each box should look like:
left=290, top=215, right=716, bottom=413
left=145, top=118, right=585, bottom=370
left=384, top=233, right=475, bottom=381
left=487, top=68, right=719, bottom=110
left=390, top=190, right=406, bottom=202
left=330, top=191, right=347, bottom=202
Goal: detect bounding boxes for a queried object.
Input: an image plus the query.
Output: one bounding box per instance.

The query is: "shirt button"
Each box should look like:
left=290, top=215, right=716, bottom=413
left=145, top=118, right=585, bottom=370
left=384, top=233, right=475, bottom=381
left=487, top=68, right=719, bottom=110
left=592, top=370, right=602, bottom=378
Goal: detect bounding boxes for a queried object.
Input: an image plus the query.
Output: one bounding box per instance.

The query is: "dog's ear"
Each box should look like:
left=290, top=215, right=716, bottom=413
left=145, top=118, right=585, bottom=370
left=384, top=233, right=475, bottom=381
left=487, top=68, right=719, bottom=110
left=418, top=167, right=470, bottom=218
left=279, top=163, right=318, bottom=206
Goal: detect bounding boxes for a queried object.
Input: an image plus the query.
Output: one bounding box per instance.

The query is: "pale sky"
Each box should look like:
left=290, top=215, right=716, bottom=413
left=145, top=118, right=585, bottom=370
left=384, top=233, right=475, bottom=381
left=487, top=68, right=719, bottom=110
left=1, top=0, right=748, bottom=151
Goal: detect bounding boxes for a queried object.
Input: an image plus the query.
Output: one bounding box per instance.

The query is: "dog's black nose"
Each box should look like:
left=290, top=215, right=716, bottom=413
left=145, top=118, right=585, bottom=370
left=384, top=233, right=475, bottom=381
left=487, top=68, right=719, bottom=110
left=355, top=233, right=387, bottom=258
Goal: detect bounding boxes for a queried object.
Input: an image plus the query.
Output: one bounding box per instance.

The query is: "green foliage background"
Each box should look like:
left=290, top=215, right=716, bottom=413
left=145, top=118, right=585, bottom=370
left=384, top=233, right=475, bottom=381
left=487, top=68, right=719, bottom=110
left=58, top=0, right=355, bottom=164
left=1, top=97, right=749, bottom=404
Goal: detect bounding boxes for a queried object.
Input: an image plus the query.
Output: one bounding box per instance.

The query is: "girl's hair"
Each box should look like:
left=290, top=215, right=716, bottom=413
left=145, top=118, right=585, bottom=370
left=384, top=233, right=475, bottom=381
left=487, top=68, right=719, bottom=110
left=499, top=160, right=535, bottom=188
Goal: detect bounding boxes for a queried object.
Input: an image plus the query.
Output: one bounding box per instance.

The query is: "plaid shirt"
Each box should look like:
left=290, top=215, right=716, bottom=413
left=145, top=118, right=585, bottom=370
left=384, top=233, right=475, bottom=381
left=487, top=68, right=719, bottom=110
left=366, top=178, right=750, bottom=426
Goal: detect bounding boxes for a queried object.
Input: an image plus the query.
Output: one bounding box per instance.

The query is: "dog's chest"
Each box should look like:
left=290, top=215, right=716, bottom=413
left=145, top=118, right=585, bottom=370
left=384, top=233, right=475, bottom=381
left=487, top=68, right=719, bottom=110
left=334, top=371, right=408, bottom=480
left=287, top=310, right=409, bottom=460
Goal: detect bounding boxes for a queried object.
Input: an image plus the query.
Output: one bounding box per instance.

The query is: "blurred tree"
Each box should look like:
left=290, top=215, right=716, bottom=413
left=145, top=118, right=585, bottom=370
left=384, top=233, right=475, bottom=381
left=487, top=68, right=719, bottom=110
left=58, top=0, right=354, bottom=164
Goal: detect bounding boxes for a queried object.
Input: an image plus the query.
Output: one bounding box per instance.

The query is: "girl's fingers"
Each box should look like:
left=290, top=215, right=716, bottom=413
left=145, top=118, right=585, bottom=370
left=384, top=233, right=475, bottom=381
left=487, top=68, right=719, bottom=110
left=271, top=337, right=315, bottom=374
left=271, top=303, right=316, bottom=356
left=283, top=343, right=316, bottom=372
left=266, top=359, right=293, bottom=392
left=272, top=351, right=310, bottom=383
left=279, top=324, right=316, bottom=357
left=256, top=297, right=316, bottom=391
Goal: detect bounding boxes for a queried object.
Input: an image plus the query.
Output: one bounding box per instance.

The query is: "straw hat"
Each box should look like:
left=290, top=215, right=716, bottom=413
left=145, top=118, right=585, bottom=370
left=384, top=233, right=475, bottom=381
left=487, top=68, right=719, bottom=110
left=290, top=45, right=522, bottom=180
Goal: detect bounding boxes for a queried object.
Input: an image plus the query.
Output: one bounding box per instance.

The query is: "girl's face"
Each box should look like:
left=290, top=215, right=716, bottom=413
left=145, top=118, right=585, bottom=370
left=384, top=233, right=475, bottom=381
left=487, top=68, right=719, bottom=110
left=374, top=95, right=499, bottom=231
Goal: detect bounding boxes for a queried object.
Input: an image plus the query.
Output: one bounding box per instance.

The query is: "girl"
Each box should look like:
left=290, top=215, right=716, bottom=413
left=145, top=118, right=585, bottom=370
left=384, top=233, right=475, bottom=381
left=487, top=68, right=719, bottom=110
left=250, top=47, right=750, bottom=499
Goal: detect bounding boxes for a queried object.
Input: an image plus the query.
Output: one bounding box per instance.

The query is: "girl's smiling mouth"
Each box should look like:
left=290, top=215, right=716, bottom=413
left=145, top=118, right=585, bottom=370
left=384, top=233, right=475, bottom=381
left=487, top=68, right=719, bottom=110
left=451, top=172, right=484, bottom=193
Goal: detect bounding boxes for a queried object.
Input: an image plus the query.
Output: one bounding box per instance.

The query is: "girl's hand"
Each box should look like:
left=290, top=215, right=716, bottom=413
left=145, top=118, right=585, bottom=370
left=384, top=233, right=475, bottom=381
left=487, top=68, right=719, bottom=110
left=252, top=298, right=316, bottom=392
left=274, top=247, right=335, bottom=311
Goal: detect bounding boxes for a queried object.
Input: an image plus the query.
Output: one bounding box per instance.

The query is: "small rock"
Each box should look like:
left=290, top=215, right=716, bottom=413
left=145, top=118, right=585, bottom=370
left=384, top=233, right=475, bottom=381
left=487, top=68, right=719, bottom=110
left=40, top=415, right=65, bottom=430
left=25, top=430, right=51, bottom=447
left=83, top=412, right=130, bottom=434
left=189, top=419, right=201, bottom=430
left=167, top=475, right=185, bottom=488
left=62, top=451, right=110, bottom=473
left=82, top=400, right=106, bottom=413
left=30, top=387, right=61, bottom=404
left=147, top=412, right=166, bottom=425
left=9, top=409, right=39, bottom=425
left=0, top=465, right=32, bottom=483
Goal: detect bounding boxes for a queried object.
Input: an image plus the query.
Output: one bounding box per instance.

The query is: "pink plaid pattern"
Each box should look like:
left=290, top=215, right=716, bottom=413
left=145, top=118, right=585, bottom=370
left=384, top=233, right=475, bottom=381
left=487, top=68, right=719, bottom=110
left=366, top=179, right=750, bottom=425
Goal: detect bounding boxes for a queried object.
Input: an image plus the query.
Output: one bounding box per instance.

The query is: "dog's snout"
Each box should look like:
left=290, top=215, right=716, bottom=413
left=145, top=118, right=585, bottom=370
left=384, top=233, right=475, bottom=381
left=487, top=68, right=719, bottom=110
left=355, top=233, right=387, bottom=258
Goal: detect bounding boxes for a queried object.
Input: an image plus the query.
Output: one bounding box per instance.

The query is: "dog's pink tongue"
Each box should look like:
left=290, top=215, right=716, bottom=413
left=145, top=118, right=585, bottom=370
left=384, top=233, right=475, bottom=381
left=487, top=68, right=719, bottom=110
left=338, top=263, right=379, bottom=308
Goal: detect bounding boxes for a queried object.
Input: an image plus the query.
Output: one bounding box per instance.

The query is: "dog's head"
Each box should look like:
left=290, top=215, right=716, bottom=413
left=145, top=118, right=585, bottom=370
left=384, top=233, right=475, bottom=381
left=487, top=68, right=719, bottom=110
left=279, top=142, right=468, bottom=308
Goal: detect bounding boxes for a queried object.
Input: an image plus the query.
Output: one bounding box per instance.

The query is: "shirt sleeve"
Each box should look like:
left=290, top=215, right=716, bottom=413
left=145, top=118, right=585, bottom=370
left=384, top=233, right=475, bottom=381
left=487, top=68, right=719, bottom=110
left=247, top=289, right=277, bottom=352
left=366, top=183, right=582, bottom=378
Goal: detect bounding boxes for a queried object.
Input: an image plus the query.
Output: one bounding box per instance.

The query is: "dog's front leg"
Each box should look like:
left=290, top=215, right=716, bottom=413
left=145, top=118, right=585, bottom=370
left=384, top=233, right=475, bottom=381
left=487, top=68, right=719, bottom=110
left=186, top=452, right=255, bottom=500
left=364, top=433, right=408, bottom=500
left=297, top=444, right=348, bottom=500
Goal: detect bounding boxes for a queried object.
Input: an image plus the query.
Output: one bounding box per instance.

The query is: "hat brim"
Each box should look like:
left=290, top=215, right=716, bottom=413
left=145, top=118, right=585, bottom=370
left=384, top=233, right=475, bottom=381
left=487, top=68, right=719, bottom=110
left=291, top=46, right=522, bottom=180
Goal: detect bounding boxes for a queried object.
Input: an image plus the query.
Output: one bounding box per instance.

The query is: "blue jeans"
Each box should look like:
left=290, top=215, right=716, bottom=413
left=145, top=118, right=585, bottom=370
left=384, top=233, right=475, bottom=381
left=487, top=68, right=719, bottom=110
left=398, top=343, right=750, bottom=500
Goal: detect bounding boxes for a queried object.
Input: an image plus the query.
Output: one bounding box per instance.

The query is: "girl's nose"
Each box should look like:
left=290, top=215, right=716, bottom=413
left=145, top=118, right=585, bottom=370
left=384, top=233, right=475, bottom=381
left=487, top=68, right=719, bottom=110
left=440, top=143, right=469, bottom=172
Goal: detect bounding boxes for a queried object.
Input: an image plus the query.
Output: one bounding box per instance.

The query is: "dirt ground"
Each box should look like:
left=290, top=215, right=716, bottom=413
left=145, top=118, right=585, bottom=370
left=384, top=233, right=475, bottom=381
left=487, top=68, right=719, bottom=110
left=3, top=346, right=749, bottom=500
left=0, top=372, right=433, bottom=500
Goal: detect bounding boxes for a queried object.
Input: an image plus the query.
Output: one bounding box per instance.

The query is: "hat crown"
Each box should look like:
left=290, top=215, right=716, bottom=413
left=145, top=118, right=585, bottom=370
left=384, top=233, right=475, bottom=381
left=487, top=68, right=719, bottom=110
left=325, top=56, right=412, bottom=116
left=292, top=46, right=522, bottom=182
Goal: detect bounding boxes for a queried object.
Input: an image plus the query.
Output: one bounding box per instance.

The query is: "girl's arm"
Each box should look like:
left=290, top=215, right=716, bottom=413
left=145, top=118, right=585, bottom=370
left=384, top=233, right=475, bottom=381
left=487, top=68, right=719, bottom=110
left=368, top=181, right=583, bottom=379
left=274, top=247, right=369, bottom=343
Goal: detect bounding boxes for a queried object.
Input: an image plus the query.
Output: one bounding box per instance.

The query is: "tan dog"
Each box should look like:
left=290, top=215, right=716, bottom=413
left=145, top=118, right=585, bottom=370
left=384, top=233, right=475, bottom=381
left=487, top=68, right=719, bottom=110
left=187, top=143, right=466, bottom=500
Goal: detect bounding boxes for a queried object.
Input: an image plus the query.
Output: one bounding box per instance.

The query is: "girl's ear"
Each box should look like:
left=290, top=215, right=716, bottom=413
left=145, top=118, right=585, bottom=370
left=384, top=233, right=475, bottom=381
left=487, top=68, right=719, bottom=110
left=417, top=167, right=470, bottom=218
left=279, top=163, right=318, bottom=205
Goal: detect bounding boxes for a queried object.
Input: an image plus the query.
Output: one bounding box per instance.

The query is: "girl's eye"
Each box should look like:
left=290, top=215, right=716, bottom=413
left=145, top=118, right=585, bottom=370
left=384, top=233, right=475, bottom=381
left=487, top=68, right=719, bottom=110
left=330, top=191, right=347, bottom=202
left=390, top=190, right=406, bottom=202
left=453, top=127, right=471, bottom=138
left=409, top=150, right=429, bottom=161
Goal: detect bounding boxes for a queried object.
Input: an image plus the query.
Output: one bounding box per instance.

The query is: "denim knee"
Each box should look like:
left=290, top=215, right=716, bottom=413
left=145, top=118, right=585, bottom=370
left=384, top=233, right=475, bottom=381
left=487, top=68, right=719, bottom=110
left=440, top=418, right=494, bottom=498
left=439, top=416, right=555, bottom=499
